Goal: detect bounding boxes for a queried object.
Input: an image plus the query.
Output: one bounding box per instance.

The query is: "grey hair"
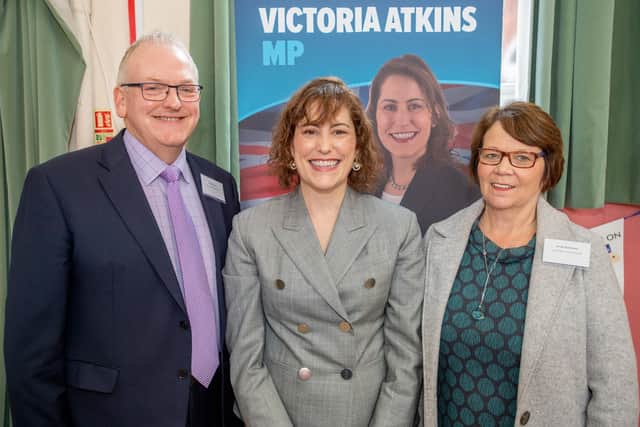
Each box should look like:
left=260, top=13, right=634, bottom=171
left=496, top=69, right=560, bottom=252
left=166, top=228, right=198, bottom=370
left=116, top=31, right=198, bottom=84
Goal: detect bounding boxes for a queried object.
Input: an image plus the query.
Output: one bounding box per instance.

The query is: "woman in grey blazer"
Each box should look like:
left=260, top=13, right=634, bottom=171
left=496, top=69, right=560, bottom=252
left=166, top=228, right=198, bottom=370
left=422, top=102, right=638, bottom=426
left=224, top=77, right=424, bottom=426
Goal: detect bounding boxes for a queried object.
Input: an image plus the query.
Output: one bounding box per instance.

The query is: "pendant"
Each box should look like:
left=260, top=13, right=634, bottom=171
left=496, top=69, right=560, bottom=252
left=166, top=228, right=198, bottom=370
left=472, top=309, right=485, bottom=320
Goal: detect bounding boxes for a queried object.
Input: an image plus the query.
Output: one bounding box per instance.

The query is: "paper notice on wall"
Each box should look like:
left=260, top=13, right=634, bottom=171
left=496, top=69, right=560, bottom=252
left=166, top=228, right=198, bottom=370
left=591, top=218, right=624, bottom=293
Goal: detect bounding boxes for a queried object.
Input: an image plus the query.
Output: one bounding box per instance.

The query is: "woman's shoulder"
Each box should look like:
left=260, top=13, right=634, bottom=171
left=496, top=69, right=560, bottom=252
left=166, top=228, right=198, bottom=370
left=356, top=192, right=417, bottom=223
left=538, top=199, right=603, bottom=243
left=234, top=192, right=291, bottom=227
left=536, top=199, right=612, bottom=266
left=352, top=193, right=422, bottom=247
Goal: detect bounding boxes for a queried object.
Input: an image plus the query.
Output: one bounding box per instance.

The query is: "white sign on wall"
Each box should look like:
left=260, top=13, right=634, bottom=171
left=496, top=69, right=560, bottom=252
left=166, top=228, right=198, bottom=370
left=591, top=218, right=624, bottom=293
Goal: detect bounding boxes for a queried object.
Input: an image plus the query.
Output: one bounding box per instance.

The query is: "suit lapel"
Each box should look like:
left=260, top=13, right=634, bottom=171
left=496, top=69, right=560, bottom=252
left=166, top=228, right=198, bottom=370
left=97, top=134, right=186, bottom=313
left=271, top=189, right=350, bottom=321
left=187, top=156, right=229, bottom=332
left=187, top=157, right=227, bottom=276
left=423, top=199, right=484, bottom=388
left=517, top=198, right=577, bottom=397
left=428, top=199, right=484, bottom=306
left=324, top=188, right=376, bottom=286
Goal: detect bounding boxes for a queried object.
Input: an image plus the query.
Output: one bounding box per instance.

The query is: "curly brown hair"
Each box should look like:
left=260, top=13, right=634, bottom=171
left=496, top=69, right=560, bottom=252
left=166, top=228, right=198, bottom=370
left=269, top=77, right=381, bottom=193
left=469, top=102, right=565, bottom=192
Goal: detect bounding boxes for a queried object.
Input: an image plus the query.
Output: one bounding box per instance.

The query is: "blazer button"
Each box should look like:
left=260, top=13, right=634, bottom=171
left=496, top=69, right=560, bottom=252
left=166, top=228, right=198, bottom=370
left=297, top=367, right=312, bottom=381
left=179, top=320, right=189, bottom=330
left=520, top=411, right=530, bottom=425
left=340, top=368, right=352, bottom=380
left=364, top=278, right=376, bottom=289
left=177, top=369, right=189, bottom=380
left=275, top=279, right=285, bottom=290
left=297, top=323, right=310, bottom=334
left=338, top=321, right=352, bottom=332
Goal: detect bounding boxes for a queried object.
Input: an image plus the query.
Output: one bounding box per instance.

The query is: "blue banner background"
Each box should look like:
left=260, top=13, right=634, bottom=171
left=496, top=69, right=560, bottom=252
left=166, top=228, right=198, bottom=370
left=235, top=0, right=503, bottom=120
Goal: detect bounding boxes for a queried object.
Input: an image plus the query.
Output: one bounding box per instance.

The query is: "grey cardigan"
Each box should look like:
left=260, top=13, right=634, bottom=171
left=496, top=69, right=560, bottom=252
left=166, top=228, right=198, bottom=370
left=421, top=197, right=639, bottom=426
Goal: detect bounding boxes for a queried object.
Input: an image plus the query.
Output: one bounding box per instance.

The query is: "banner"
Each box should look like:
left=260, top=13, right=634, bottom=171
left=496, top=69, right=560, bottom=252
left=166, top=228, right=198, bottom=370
left=235, top=0, right=503, bottom=232
left=591, top=218, right=625, bottom=292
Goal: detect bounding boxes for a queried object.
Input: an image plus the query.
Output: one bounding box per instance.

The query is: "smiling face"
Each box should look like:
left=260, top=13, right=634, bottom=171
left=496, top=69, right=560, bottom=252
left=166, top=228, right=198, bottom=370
left=291, top=105, right=357, bottom=198
left=478, top=121, right=545, bottom=217
left=114, top=42, right=199, bottom=163
left=375, top=74, right=433, bottom=161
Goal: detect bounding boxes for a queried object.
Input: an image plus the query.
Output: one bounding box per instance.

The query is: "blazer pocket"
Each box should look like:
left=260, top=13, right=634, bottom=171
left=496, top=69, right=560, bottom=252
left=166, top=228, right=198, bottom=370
left=65, top=360, right=119, bottom=393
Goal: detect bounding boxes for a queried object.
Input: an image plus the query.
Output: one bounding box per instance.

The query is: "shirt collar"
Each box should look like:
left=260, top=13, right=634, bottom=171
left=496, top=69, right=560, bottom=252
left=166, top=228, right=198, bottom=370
left=123, top=130, right=190, bottom=185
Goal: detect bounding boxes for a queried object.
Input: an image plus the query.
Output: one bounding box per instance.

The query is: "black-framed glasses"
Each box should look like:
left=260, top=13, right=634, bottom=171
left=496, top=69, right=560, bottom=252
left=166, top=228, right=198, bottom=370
left=120, top=82, right=203, bottom=102
left=478, top=148, right=546, bottom=168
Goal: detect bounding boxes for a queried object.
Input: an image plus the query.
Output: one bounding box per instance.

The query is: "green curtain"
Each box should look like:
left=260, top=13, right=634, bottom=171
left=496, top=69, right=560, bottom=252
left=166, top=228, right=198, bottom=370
left=604, top=0, right=640, bottom=205
left=530, top=0, right=640, bottom=208
left=0, top=0, right=85, bottom=424
left=189, top=0, right=239, bottom=182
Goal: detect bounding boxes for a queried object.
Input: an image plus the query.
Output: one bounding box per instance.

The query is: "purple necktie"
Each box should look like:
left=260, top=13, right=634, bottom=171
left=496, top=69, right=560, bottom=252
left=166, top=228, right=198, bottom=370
left=160, top=165, right=218, bottom=387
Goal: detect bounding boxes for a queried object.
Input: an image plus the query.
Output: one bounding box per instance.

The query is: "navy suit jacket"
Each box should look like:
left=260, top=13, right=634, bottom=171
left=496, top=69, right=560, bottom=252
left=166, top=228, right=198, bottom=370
left=5, top=131, right=240, bottom=427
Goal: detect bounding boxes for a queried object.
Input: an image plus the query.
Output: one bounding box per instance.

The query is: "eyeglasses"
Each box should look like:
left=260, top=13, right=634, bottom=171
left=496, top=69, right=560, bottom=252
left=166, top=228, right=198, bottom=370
left=478, top=148, right=546, bottom=168
left=120, top=82, right=203, bottom=102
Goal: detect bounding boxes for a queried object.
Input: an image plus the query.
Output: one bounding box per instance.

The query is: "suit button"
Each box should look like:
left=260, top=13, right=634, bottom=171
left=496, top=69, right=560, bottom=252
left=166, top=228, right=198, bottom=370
left=520, top=411, right=530, bottom=425
left=177, top=369, right=189, bottom=379
left=275, top=279, right=285, bottom=290
left=364, top=278, right=376, bottom=289
left=340, top=368, right=352, bottom=380
left=179, top=320, right=189, bottom=330
left=297, top=323, right=310, bottom=334
left=338, top=321, right=352, bottom=332
left=297, top=367, right=312, bottom=381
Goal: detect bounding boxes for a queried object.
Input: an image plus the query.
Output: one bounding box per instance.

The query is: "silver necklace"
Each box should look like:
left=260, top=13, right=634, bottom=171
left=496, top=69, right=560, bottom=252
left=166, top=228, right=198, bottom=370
left=472, top=231, right=504, bottom=320
left=388, top=174, right=409, bottom=191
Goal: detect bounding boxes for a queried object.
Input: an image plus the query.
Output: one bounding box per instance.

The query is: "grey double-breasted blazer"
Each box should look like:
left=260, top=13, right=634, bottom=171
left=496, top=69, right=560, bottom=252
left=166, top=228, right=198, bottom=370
left=421, top=197, right=639, bottom=426
left=223, top=187, right=424, bottom=427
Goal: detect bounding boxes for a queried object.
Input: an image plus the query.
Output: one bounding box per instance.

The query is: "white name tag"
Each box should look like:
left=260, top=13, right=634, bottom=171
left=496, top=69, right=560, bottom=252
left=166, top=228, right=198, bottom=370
left=201, top=174, right=226, bottom=204
left=543, top=238, right=590, bottom=268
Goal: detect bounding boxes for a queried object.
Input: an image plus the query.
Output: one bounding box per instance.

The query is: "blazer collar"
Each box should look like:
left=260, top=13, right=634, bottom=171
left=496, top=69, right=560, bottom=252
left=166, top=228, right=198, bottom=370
left=274, top=187, right=374, bottom=321
left=324, top=187, right=374, bottom=286
left=426, top=196, right=485, bottom=300
left=430, top=195, right=576, bottom=241
left=187, top=155, right=231, bottom=332
left=431, top=197, right=485, bottom=239
left=281, top=186, right=367, bottom=231
left=423, top=198, right=484, bottom=393
left=97, top=131, right=186, bottom=313
left=187, top=155, right=228, bottom=270
left=517, top=197, right=579, bottom=400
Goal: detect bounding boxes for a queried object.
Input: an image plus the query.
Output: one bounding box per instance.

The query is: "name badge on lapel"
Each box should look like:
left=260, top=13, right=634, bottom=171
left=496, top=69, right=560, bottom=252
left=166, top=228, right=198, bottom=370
left=543, top=238, right=590, bottom=267
left=200, top=174, right=226, bottom=204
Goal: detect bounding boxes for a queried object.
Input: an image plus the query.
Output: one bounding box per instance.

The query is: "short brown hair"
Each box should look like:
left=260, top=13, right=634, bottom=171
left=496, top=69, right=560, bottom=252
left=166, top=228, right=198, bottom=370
left=469, top=102, right=564, bottom=192
left=366, top=54, right=454, bottom=175
left=269, top=77, right=381, bottom=192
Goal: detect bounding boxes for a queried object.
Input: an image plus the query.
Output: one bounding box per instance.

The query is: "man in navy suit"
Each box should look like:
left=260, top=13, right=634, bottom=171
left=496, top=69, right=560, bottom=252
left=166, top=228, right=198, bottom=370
left=4, top=32, right=242, bottom=426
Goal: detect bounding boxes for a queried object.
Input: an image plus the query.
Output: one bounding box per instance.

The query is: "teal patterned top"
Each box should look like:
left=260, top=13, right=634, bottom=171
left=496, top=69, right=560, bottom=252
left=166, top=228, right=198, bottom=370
left=437, top=220, right=535, bottom=427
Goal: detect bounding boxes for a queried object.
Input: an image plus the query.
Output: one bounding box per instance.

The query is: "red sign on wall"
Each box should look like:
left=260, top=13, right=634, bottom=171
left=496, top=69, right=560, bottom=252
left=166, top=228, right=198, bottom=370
left=94, top=110, right=115, bottom=144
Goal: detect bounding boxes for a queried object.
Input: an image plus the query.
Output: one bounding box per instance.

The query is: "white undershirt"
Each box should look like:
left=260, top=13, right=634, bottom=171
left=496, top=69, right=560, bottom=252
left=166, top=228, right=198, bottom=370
left=381, top=191, right=403, bottom=205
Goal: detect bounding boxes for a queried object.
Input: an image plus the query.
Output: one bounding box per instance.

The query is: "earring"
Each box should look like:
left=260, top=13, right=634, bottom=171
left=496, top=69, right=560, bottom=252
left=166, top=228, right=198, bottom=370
left=352, top=161, right=362, bottom=172
left=289, top=161, right=297, bottom=170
